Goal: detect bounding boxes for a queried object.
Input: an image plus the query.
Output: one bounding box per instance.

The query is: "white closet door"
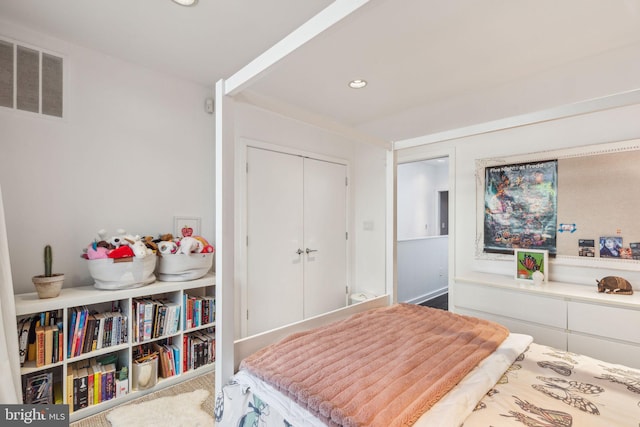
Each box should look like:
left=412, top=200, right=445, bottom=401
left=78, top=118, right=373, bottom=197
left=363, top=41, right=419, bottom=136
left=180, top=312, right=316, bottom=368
left=303, top=158, right=348, bottom=318
left=246, top=147, right=304, bottom=336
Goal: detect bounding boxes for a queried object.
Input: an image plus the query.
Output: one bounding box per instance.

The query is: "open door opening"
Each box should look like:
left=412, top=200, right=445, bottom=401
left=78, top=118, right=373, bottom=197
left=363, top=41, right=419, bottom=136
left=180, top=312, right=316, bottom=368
left=396, top=157, right=449, bottom=309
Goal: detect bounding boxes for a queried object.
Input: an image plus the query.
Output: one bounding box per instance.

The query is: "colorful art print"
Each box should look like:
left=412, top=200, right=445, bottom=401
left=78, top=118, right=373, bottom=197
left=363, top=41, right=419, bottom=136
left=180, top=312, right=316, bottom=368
left=484, top=160, right=558, bottom=254
left=514, top=249, right=548, bottom=281
left=599, top=236, right=622, bottom=258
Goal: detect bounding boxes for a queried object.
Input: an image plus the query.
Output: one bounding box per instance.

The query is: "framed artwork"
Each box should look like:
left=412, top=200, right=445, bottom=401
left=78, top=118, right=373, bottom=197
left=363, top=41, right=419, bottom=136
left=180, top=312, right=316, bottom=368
left=514, top=248, right=548, bottom=282
left=599, top=236, right=622, bottom=258
left=483, top=159, right=557, bottom=255
left=174, top=216, right=201, bottom=238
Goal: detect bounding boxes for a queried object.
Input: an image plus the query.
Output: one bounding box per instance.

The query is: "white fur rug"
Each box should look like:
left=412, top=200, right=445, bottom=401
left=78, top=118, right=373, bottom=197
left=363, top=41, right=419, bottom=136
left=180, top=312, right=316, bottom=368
left=106, top=389, right=212, bottom=427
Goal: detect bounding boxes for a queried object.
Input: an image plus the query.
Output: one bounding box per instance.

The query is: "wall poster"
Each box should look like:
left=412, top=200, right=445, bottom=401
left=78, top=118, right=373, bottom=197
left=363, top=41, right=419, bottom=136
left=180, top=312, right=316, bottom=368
left=484, top=159, right=557, bottom=254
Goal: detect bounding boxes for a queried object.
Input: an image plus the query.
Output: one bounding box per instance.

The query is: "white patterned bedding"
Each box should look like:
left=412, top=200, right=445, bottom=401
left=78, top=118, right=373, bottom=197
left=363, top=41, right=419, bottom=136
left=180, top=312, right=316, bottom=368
left=216, top=341, right=640, bottom=426
left=462, top=342, right=640, bottom=427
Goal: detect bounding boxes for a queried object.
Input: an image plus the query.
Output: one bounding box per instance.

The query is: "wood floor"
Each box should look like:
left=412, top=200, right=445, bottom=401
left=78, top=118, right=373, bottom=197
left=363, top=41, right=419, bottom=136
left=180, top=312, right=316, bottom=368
left=419, top=293, right=448, bottom=311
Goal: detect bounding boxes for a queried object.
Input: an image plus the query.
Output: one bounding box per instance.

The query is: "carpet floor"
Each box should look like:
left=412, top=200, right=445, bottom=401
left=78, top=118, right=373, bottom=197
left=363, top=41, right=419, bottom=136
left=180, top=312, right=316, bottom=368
left=69, top=371, right=215, bottom=427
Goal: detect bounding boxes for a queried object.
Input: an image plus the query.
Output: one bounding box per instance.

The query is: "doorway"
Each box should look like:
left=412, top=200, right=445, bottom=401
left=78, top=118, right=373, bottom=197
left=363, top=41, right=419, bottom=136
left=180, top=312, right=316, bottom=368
left=245, top=146, right=348, bottom=336
left=396, top=157, right=449, bottom=306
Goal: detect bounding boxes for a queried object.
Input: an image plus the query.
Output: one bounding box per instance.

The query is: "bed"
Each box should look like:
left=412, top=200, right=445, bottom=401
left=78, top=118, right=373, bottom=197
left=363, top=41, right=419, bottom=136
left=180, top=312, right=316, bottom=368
left=215, top=304, right=640, bottom=426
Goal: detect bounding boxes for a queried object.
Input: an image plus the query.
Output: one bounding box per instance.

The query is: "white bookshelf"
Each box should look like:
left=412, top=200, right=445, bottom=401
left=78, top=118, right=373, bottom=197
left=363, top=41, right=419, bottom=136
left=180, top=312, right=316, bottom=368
left=14, top=273, right=215, bottom=422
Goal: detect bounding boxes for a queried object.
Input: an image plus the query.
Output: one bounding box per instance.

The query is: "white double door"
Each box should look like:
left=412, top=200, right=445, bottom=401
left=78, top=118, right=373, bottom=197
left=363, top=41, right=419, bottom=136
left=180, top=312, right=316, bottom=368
left=246, top=147, right=348, bottom=336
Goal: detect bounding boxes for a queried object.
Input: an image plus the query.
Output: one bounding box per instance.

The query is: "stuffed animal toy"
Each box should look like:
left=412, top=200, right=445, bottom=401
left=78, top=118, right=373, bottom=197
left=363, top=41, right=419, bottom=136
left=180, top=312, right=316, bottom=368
left=177, top=237, right=203, bottom=255
left=157, top=241, right=178, bottom=255
left=108, top=245, right=134, bottom=259
left=142, top=236, right=158, bottom=252
left=130, top=240, right=152, bottom=258
left=86, top=244, right=109, bottom=259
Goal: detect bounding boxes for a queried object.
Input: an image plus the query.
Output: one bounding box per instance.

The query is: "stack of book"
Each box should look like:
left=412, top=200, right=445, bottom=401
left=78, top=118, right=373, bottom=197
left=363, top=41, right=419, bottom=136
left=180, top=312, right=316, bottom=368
left=183, top=294, right=215, bottom=330
left=67, top=307, right=128, bottom=358
left=17, top=310, right=64, bottom=367
left=67, top=357, right=127, bottom=413
left=132, top=298, right=181, bottom=343
left=182, top=327, right=215, bottom=372
left=152, top=341, right=181, bottom=378
left=23, top=371, right=54, bottom=404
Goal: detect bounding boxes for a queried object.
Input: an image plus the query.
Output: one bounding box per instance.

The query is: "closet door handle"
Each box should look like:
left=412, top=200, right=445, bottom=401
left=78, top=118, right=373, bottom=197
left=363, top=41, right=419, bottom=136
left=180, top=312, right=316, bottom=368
left=306, top=248, right=318, bottom=254
left=296, top=249, right=304, bottom=255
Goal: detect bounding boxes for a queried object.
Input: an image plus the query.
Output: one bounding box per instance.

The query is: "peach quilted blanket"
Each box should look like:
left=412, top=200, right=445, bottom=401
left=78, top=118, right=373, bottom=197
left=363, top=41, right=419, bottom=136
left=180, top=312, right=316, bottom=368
left=240, top=303, right=509, bottom=427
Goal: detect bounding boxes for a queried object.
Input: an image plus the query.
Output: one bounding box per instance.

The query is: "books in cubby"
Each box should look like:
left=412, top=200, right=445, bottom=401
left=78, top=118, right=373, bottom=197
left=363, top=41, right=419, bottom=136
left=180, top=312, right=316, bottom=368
left=17, top=310, right=64, bottom=367
left=149, top=340, right=180, bottom=378
left=67, top=306, right=127, bottom=358
left=67, top=357, right=125, bottom=413
left=132, top=298, right=181, bottom=343
left=23, top=371, right=53, bottom=404
left=183, top=327, right=215, bottom=372
left=183, top=294, right=215, bottom=330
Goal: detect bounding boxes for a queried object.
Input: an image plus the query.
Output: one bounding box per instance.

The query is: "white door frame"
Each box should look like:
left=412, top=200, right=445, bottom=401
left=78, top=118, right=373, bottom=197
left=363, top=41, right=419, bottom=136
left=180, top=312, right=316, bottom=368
left=237, top=137, right=352, bottom=338
left=394, top=145, right=456, bottom=309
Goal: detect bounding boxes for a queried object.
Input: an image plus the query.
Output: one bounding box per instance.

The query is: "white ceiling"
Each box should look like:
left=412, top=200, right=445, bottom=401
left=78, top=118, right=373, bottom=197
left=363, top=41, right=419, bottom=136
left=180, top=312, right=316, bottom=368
left=0, top=0, right=332, bottom=87
left=2, top=0, right=640, bottom=142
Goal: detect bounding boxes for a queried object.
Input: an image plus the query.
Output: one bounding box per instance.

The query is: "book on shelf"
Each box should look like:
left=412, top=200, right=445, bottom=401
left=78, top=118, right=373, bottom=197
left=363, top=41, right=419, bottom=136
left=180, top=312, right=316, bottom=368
left=23, top=371, right=53, bottom=404
left=101, top=363, right=116, bottom=401
left=91, top=360, right=102, bottom=405
left=74, top=367, right=89, bottom=411
left=77, top=308, right=90, bottom=357
left=52, top=325, right=59, bottom=363
left=35, top=324, right=45, bottom=367
left=170, top=344, right=181, bottom=375
left=143, top=301, right=154, bottom=342
left=53, top=381, right=63, bottom=404
left=17, top=317, right=30, bottom=365
left=67, top=309, right=77, bottom=358
left=44, top=324, right=56, bottom=365
left=81, top=314, right=96, bottom=354
left=67, top=367, right=75, bottom=414
left=70, top=306, right=89, bottom=358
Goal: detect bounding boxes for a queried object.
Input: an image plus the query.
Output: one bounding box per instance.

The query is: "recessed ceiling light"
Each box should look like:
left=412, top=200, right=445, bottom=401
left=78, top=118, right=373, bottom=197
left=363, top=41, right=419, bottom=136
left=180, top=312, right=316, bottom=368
left=171, top=0, right=198, bottom=6
left=349, top=79, right=367, bottom=89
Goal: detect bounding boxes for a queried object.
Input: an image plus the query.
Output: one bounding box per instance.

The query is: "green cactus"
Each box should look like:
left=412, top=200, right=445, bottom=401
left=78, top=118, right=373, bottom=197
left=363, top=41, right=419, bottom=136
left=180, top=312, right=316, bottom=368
left=44, top=245, right=52, bottom=277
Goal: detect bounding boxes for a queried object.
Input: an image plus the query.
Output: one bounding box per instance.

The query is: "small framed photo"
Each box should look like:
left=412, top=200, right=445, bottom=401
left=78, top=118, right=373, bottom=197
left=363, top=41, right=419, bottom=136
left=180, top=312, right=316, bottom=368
left=599, top=236, right=622, bottom=258
left=514, top=248, right=548, bottom=282
left=174, top=216, right=201, bottom=238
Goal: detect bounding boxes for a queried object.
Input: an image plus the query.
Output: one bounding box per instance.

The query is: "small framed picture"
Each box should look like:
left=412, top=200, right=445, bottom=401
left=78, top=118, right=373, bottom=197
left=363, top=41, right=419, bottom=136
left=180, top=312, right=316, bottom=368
left=174, top=216, right=201, bottom=238
left=514, top=248, right=548, bottom=282
left=599, top=236, right=622, bottom=258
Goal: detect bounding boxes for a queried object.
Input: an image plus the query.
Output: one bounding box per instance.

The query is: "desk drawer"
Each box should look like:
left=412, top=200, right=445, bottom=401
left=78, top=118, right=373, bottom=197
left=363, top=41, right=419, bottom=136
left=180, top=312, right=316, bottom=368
left=455, top=282, right=566, bottom=328
left=568, top=301, right=640, bottom=344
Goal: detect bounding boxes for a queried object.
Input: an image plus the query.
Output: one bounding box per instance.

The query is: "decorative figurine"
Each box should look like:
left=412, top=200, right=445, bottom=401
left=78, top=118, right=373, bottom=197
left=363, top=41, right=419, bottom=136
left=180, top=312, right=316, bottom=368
left=596, top=276, right=633, bottom=295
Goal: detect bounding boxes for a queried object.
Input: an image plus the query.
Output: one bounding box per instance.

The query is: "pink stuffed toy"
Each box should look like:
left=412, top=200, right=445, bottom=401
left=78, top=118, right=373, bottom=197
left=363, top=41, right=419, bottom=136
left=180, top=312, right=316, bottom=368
left=86, top=245, right=109, bottom=260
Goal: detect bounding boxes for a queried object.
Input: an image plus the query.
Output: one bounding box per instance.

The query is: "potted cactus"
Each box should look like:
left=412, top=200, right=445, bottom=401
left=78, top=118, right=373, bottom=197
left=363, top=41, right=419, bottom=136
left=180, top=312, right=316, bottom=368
left=32, top=245, right=64, bottom=298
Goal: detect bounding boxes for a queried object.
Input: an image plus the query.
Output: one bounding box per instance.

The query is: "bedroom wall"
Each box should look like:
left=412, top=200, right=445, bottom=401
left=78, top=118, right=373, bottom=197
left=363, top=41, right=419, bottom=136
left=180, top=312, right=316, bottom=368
left=400, top=101, right=640, bottom=291
left=397, top=160, right=448, bottom=240
left=0, top=20, right=215, bottom=294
